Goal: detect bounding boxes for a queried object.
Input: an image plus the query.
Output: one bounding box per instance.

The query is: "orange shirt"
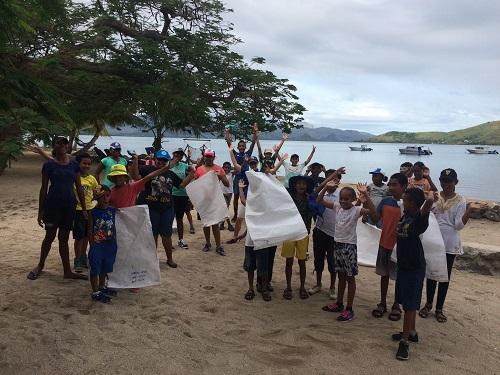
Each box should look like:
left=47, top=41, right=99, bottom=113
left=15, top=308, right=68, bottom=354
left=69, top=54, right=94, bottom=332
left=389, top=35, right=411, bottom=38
left=408, top=177, right=431, bottom=192
left=377, top=196, right=402, bottom=250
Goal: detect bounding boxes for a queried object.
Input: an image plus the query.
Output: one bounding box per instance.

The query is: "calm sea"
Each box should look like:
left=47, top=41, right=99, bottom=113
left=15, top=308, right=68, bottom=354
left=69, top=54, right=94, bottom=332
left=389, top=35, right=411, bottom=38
left=80, top=135, right=500, bottom=202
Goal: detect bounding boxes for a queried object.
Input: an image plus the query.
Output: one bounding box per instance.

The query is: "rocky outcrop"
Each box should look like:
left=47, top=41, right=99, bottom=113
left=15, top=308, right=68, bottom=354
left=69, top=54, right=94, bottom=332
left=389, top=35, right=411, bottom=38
left=455, top=244, right=500, bottom=276
left=468, top=202, right=500, bottom=222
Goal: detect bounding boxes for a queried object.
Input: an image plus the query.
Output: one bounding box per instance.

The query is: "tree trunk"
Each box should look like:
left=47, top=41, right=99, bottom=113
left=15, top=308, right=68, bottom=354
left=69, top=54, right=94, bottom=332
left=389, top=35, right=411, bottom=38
left=72, top=122, right=103, bottom=156
left=0, top=122, right=22, bottom=175
left=152, top=134, right=162, bottom=151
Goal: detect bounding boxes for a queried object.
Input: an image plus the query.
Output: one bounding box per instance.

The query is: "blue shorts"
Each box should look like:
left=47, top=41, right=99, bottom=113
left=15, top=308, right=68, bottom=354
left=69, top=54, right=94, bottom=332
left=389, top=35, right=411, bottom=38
left=149, top=207, right=175, bottom=237
left=243, top=246, right=276, bottom=277
left=396, top=268, right=425, bottom=311
left=89, top=242, right=117, bottom=277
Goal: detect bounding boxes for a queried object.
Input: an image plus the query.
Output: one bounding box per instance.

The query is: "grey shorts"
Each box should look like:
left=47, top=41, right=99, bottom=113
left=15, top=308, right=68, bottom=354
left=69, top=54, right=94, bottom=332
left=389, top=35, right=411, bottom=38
left=375, top=246, right=397, bottom=280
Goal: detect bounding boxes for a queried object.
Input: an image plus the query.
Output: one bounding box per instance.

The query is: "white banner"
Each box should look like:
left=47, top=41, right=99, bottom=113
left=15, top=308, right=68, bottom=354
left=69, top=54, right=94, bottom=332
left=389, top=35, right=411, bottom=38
left=107, top=205, right=161, bottom=289
left=186, top=171, right=228, bottom=227
left=245, top=171, right=308, bottom=250
left=356, top=213, right=448, bottom=282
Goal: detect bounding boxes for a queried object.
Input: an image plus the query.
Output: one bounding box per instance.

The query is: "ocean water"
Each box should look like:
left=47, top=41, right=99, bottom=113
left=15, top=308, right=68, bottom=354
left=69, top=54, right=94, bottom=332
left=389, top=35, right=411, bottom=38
left=80, top=135, right=500, bottom=201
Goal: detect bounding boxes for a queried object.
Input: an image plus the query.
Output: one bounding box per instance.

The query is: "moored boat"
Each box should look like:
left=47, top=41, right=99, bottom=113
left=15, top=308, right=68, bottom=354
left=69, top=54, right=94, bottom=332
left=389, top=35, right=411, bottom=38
left=466, top=146, right=498, bottom=154
left=399, top=146, right=432, bottom=155
left=349, top=144, right=373, bottom=151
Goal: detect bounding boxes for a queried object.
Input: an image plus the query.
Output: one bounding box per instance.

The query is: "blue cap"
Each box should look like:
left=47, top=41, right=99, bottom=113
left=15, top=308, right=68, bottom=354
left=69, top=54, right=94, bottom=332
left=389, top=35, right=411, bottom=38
left=155, top=149, right=171, bottom=160
left=369, top=168, right=386, bottom=176
left=109, top=142, right=121, bottom=150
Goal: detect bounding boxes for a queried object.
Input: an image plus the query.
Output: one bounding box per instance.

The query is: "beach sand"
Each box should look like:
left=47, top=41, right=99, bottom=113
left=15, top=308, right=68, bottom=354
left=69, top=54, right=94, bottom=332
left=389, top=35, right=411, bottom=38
left=0, top=153, right=499, bottom=374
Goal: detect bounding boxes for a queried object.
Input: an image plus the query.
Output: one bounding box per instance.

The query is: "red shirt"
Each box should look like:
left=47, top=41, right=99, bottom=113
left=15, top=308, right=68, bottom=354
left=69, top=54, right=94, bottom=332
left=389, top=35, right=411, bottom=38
left=109, top=180, right=145, bottom=208
left=195, top=164, right=225, bottom=179
left=377, top=196, right=402, bottom=250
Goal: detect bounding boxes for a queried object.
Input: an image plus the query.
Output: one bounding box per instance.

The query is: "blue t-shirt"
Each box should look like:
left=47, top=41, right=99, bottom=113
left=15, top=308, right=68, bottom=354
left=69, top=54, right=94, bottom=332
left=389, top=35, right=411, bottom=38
left=42, top=159, right=80, bottom=208
left=90, top=207, right=117, bottom=251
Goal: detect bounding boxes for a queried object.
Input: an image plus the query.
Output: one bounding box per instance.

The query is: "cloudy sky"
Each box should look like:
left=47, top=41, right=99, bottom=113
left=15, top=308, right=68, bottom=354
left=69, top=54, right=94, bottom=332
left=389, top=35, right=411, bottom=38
left=223, top=0, right=500, bottom=134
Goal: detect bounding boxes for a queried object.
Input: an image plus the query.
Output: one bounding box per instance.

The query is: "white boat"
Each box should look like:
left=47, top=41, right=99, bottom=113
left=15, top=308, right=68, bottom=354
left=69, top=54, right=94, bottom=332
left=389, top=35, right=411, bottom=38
left=466, top=146, right=498, bottom=154
left=349, top=144, right=373, bottom=151
left=399, top=146, right=432, bottom=155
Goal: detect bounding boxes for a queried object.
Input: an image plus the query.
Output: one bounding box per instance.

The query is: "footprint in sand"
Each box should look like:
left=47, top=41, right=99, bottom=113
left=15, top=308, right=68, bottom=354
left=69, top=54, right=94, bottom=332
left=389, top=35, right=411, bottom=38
left=77, top=309, right=90, bottom=315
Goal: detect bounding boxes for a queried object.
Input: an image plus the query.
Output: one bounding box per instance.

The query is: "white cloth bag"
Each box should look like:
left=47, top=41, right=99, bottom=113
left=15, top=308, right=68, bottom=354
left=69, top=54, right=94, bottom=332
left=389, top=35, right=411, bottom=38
left=108, top=205, right=161, bottom=289
left=245, top=171, right=308, bottom=250
left=186, top=171, right=228, bottom=227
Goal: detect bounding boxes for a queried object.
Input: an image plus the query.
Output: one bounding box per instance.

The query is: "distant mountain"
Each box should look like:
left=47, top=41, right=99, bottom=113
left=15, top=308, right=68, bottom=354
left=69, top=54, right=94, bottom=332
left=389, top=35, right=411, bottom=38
left=370, top=121, right=500, bottom=145
left=104, top=125, right=374, bottom=142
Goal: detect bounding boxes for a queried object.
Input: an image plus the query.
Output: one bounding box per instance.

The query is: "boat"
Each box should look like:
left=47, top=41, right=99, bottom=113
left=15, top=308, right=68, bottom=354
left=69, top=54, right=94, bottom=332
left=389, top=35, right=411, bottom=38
left=399, top=146, right=432, bottom=155
left=349, top=144, right=373, bottom=151
left=466, top=146, right=498, bottom=154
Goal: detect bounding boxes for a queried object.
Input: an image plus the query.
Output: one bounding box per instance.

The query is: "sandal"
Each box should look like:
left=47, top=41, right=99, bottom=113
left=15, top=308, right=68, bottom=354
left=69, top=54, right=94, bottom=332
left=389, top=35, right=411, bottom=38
left=419, top=303, right=432, bottom=318
left=389, top=304, right=402, bottom=321
left=99, top=287, right=117, bottom=297
left=91, top=291, right=111, bottom=303
left=299, top=288, right=309, bottom=299
left=27, top=269, right=42, bottom=280
left=283, top=288, right=293, bottom=300
left=435, top=309, right=447, bottom=323
left=202, top=243, right=211, bottom=252
left=215, top=246, right=226, bottom=256
left=261, top=290, right=272, bottom=302
left=244, top=290, right=255, bottom=300
left=372, top=303, right=387, bottom=318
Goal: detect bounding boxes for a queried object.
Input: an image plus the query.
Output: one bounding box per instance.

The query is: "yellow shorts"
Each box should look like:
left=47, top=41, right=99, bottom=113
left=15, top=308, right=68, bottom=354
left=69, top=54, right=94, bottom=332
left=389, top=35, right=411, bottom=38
left=281, top=236, right=309, bottom=260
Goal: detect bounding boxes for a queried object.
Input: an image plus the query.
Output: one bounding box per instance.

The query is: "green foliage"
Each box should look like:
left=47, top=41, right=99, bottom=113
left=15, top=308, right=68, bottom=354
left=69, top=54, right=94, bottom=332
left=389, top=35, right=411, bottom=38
left=370, top=122, right=500, bottom=145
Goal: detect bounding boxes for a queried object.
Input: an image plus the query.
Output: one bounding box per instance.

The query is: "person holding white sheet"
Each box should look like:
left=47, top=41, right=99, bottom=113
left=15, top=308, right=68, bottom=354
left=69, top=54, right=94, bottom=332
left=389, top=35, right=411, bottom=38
left=182, top=149, right=229, bottom=256
left=419, top=169, right=476, bottom=323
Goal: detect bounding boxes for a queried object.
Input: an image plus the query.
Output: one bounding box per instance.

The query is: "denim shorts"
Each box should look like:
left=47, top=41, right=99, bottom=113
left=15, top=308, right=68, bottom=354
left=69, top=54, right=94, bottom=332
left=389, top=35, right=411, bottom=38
left=396, top=268, right=425, bottom=311
left=149, top=207, right=175, bottom=237
left=89, top=242, right=117, bottom=277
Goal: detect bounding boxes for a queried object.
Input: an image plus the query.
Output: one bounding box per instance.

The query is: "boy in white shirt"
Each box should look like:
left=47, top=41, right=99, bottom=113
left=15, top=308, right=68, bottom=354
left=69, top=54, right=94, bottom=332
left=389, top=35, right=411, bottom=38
left=219, top=162, right=235, bottom=231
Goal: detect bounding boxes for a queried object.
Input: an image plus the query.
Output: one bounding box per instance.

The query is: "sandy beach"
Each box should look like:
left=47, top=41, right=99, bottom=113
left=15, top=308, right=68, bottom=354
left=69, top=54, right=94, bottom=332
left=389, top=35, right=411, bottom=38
left=0, top=153, right=499, bottom=375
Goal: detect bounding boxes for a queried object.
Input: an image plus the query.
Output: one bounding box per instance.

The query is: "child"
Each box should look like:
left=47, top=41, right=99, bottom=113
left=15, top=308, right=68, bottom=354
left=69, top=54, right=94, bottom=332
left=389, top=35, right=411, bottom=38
left=88, top=186, right=118, bottom=303
left=308, top=169, right=343, bottom=299
left=239, top=179, right=275, bottom=302
left=280, top=146, right=316, bottom=189
left=367, top=168, right=389, bottom=208
left=282, top=175, right=314, bottom=300
left=318, top=182, right=368, bottom=321
left=419, top=168, right=475, bottom=323
left=363, top=173, right=408, bottom=321
left=305, top=162, right=326, bottom=190
left=391, top=188, right=434, bottom=360
left=182, top=148, right=230, bottom=255
left=400, top=162, right=413, bottom=179
left=408, top=161, right=435, bottom=192
left=73, top=153, right=99, bottom=273
left=219, top=161, right=235, bottom=231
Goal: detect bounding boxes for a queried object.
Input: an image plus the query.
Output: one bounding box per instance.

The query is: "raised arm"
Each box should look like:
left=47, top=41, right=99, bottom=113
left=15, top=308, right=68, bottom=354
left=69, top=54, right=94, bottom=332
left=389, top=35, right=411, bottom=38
left=225, top=127, right=232, bottom=147
left=180, top=168, right=196, bottom=187
left=94, top=161, right=105, bottom=184
left=421, top=190, right=436, bottom=215
left=129, top=155, right=141, bottom=181
left=246, top=123, right=258, bottom=156
left=304, top=145, right=316, bottom=166
left=269, top=153, right=289, bottom=174
left=26, top=144, right=53, bottom=161
left=140, top=162, right=172, bottom=184
left=316, top=182, right=337, bottom=209
left=315, top=167, right=345, bottom=193
left=357, top=183, right=380, bottom=223
left=228, top=144, right=242, bottom=172
left=256, top=135, right=264, bottom=160
left=274, top=132, right=288, bottom=156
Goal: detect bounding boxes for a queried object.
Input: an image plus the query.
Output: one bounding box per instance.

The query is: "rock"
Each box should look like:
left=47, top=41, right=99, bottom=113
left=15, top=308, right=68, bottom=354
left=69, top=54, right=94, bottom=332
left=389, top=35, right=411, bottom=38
left=484, top=205, right=500, bottom=222
left=468, top=202, right=488, bottom=219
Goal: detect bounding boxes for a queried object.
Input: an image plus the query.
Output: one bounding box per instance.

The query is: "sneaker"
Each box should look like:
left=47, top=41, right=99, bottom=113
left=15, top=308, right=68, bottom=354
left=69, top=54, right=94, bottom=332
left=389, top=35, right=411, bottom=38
left=392, top=332, right=419, bottom=343
left=99, top=287, right=117, bottom=297
left=91, top=291, right=111, bottom=303
left=178, top=240, right=189, bottom=249
left=322, top=302, right=344, bottom=312
left=308, top=285, right=322, bottom=295
left=215, top=246, right=226, bottom=256
left=329, top=288, right=336, bottom=300
left=337, top=309, right=355, bottom=322
left=74, top=257, right=83, bottom=273
left=189, top=226, right=195, bottom=234
left=227, top=223, right=235, bottom=232
left=396, top=341, right=410, bottom=361
left=202, top=243, right=211, bottom=252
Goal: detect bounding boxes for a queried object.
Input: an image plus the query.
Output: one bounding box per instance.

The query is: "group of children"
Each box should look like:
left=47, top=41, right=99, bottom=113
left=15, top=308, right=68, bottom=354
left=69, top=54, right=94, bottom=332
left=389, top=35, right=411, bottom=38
left=28, top=129, right=475, bottom=361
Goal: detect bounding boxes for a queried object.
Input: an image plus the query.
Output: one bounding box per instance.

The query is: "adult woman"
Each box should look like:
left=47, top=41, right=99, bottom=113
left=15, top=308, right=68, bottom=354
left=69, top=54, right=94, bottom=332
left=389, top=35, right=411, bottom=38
left=94, top=142, right=127, bottom=188
left=27, top=136, right=88, bottom=280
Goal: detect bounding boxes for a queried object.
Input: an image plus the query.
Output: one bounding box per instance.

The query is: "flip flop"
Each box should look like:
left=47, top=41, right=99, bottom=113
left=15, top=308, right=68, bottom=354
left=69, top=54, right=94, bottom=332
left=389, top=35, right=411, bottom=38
left=435, top=309, right=447, bottom=323
left=283, top=288, right=293, bottom=300
left=299, top=288, right=309, bottom=300
left=261, top=290, right=272, bottom=302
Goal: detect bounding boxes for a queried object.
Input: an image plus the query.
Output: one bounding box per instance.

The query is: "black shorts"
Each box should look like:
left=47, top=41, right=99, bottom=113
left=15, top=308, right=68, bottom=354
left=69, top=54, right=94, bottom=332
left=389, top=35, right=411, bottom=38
left=43, top=205, right=75, bottom=231
left=72, top=210, right=88, bottom=240
left=173, top=196, right=192, bottom=219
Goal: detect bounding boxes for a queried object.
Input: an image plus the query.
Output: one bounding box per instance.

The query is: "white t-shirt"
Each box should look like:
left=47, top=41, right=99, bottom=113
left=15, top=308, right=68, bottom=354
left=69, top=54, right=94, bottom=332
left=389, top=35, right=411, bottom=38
left=432, top=194, right=467, bottom=255
left=282, top=161, right=306, bottom=188
left=315, top=191, right=339, bottom=238
left=334, top=205, right=362, bottom=245
left=220, top=172, right=234, bottom=194
left=245, top=231, right=254, bottom=247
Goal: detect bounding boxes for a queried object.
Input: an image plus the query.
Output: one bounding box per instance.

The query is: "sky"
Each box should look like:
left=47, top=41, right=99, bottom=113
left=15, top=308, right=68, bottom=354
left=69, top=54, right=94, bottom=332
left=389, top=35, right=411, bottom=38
left=223, top=0, right=500, bottom=134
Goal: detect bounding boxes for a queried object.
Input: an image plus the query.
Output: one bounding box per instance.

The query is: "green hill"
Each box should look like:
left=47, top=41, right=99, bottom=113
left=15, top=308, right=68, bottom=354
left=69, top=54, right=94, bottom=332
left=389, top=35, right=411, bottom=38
left=370, top=121, right=500, bottom=145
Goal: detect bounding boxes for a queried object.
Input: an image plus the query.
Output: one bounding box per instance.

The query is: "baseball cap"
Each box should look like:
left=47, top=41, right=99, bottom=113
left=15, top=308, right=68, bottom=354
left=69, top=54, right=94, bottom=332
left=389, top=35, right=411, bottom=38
left=369, top=168, right=386, bottom=176
left=203, top=148, right=216, bottom=157
left=155, top=149, right=171, bottom=160
left=109, top=142, right=121, bottom=150
left=264, top=148, right=273, bottom=154
left=439, top=168, right=458, bottom=181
